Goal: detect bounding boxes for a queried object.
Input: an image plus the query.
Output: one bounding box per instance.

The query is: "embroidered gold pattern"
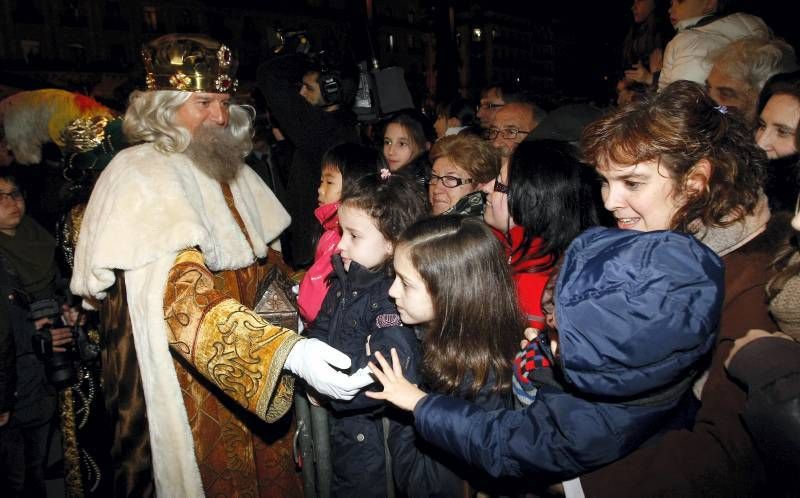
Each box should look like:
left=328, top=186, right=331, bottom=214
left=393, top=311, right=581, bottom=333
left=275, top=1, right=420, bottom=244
left=164, top=249, right=300, bottom=422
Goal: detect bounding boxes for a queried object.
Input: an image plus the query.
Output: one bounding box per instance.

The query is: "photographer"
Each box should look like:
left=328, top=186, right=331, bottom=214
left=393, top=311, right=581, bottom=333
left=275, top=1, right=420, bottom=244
left=258, top=46, right=359, bottom=268
left=0, top=171, right=67, bottom=497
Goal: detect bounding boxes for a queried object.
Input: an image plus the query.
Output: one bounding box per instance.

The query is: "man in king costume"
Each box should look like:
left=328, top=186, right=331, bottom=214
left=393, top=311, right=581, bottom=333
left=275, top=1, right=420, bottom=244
left=70, top=34, right=371, bottom=498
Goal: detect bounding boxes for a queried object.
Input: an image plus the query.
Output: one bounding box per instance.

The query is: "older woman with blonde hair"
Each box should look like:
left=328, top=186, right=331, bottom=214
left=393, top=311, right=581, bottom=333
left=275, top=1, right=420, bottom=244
left=427, top=134, right=500, bottom=216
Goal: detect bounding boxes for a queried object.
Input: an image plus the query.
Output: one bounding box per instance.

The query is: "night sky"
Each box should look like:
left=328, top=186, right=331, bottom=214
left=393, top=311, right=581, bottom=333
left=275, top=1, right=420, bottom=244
left=543, top=0, right=794, bottom=105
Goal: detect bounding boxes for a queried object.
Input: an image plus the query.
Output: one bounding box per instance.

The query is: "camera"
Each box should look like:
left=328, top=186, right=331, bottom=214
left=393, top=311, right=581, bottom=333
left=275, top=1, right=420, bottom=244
left=30, top=298, right=99, bottom=389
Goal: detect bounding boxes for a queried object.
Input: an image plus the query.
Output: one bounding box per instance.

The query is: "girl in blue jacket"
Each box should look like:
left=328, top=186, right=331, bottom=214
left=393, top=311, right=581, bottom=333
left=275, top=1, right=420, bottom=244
left=368, top=225, right=725, bottom=487
left=306, top=170, right=428, bottom=497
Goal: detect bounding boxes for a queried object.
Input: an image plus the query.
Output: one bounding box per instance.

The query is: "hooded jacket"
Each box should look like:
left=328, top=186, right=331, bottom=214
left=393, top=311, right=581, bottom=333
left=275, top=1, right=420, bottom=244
left=410, top=228, right=724, bottom=481
left=658, top=12, right=770, bottom=91
left=297, top=201, right=341, bottom=323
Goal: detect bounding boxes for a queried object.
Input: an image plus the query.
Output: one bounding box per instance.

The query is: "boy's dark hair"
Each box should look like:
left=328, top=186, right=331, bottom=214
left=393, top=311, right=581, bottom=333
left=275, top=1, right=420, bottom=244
left=484, top=80, right=531, bottom=105
left=322, top=142, right=385, bottom=196
left=507, top=140, right=599, bottom=271
left=398, top=216, right=523, bottom=399
left=436, top=98, right=477, bottom=127
left=340, top=171, right=429, bottom=269
left=0, top=171, right=20, bottom=192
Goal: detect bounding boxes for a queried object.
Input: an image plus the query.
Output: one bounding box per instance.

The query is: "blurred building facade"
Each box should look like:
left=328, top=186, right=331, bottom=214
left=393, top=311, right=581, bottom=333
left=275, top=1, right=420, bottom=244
left=0, top=0, right=558, bottom=106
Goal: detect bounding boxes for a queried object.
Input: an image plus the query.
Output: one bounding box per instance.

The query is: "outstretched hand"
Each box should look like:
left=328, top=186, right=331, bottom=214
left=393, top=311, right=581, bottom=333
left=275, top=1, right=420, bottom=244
left=284, top=338, right=374, bottom=400
left=365, top=348, right=427, bottom=412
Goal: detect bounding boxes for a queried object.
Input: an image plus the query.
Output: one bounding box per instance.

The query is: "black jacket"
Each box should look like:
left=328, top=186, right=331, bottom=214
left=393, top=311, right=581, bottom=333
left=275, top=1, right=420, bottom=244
left=389, top=376, right=513, bottom=497
left=257, top=55, right=359, bottom=268
left=308, top=255, right=420, bottom=497
left=0, top=259, right=55, bottom=427
left=728, top=336, right=800, bottom=494
left=0, top=264, right=17, bottom=414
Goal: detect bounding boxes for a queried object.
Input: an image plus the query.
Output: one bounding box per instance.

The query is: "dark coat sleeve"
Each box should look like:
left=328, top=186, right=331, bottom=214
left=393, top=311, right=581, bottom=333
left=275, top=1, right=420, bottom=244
left=388, top=413, right=468, bottom=498
left=580, top=244, right=776, bottom=498
left=727, top=336, right=800, bottom=481
left=0, top=296, right=16, bottom=413
left=412, top=385, right=681, bottom=481
left=329, top=301, right=420, bottom=413
left=0, top=270, right=16, bottom=414
left=305, top=282, right=336, bottom=342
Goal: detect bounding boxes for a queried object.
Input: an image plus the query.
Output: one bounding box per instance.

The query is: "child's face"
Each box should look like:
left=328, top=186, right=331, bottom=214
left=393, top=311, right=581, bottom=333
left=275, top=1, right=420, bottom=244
left=669, top=0, right=712, bottom=26
left=336, top=204, right=393, bottom=272
left=389, top=245, right=435, bottom=325
left=317, top=166, right=342, bottom=205
left=383, top=123, right=417, bottom=172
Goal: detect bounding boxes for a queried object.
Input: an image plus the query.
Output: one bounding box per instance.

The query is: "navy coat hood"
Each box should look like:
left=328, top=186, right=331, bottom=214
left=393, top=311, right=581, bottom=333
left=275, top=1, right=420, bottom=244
left=555, top=227, right=724, bottom=398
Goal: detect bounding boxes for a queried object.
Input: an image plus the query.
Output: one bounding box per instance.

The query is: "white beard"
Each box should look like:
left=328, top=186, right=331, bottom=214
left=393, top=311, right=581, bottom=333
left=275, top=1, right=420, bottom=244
left=183, top=124, right=250, bottom=183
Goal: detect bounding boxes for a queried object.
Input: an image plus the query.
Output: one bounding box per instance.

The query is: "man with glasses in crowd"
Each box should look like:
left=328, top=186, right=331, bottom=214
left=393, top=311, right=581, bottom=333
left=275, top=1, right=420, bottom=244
left=486, top=102, right=543, bottom=158
left=475, top=82, right=534, bottom=129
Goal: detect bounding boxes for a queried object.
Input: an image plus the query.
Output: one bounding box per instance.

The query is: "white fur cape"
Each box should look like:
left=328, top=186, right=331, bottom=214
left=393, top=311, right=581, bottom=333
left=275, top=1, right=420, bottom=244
left=70, top=143, right=291, bottom=497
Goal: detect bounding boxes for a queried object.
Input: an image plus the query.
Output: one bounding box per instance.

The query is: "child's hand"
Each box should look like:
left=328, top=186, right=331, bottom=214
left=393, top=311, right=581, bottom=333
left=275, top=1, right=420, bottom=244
left=365, top=349, right=427, bottom=412
left=520, top=327, right=538, bottom=349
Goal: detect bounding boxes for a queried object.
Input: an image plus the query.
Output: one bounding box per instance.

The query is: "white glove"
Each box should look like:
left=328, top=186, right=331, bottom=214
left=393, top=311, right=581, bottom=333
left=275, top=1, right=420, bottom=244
left=284, top=338, right=375, bottom=400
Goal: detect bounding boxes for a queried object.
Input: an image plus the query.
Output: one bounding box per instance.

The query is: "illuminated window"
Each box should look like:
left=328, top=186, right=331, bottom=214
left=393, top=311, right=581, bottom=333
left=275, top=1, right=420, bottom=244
left=143, top=6, right=158, bottom=31
left=472, top=27, right=482, bottom=42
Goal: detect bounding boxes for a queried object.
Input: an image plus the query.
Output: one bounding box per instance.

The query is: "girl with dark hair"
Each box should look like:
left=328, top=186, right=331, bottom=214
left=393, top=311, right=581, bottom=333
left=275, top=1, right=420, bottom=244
left=482, top=140, right=598, bottom=331
left=381, top=111, right=433, bottom=178
left=379, top=216, right=522, bottom=497
left=296, top=142, right=383, bottom=324
left=306, top=170, right=428, bottom=498
left=755, top=70, right=800, bottom=212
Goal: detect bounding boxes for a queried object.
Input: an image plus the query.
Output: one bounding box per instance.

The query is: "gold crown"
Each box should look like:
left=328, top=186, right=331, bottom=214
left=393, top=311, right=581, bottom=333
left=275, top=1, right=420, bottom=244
left=142, top=34, right=238, bottom=93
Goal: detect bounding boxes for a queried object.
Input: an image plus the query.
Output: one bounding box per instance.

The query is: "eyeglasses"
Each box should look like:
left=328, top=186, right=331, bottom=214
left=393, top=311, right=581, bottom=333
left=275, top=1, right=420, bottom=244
left=426, top=173, right=474, bottom=188
left=483, top=127, right=532, bottom=140
left=476, top=103, right=505, bottom=112
left=0, top=189, right=23, bottom=203
left=494, top=178, right=509, bottom=194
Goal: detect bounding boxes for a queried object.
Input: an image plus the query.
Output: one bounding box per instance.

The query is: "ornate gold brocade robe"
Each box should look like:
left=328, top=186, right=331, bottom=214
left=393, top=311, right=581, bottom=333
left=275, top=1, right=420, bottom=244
left=101, top=246, right=303, bottom=497
left=71, top=144, right=299, bottom=497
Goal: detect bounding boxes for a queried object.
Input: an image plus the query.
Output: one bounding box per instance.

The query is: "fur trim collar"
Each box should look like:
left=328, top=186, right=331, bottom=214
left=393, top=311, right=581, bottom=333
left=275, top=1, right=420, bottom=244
left=71, top=143, right=290, bottom=298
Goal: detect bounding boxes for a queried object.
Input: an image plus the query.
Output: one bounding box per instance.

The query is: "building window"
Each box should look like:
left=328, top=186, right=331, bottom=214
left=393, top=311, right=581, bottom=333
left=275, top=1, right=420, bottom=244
left=20, top=40, right=41, bottom=63
left=143, top=6, right=158, bottom=32
left=471, top=27, right=482, bottom=42
left=387, top=33, right=395, bottom=53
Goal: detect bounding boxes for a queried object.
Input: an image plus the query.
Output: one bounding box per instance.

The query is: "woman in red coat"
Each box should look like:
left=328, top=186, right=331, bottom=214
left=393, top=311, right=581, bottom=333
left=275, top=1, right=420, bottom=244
left=482, top=139, right=598, bottom=330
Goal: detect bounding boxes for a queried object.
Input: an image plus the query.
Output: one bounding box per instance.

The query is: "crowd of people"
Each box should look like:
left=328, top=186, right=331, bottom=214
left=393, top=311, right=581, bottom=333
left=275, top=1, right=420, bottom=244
left=1, top=1, right=800, bottom=497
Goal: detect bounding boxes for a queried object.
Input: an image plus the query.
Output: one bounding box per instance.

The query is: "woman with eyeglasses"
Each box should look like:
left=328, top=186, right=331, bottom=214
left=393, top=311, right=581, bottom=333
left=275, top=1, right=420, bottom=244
left=427, top=134, right=500, bottom=216
left=481, top=140, right=598, bottom=334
